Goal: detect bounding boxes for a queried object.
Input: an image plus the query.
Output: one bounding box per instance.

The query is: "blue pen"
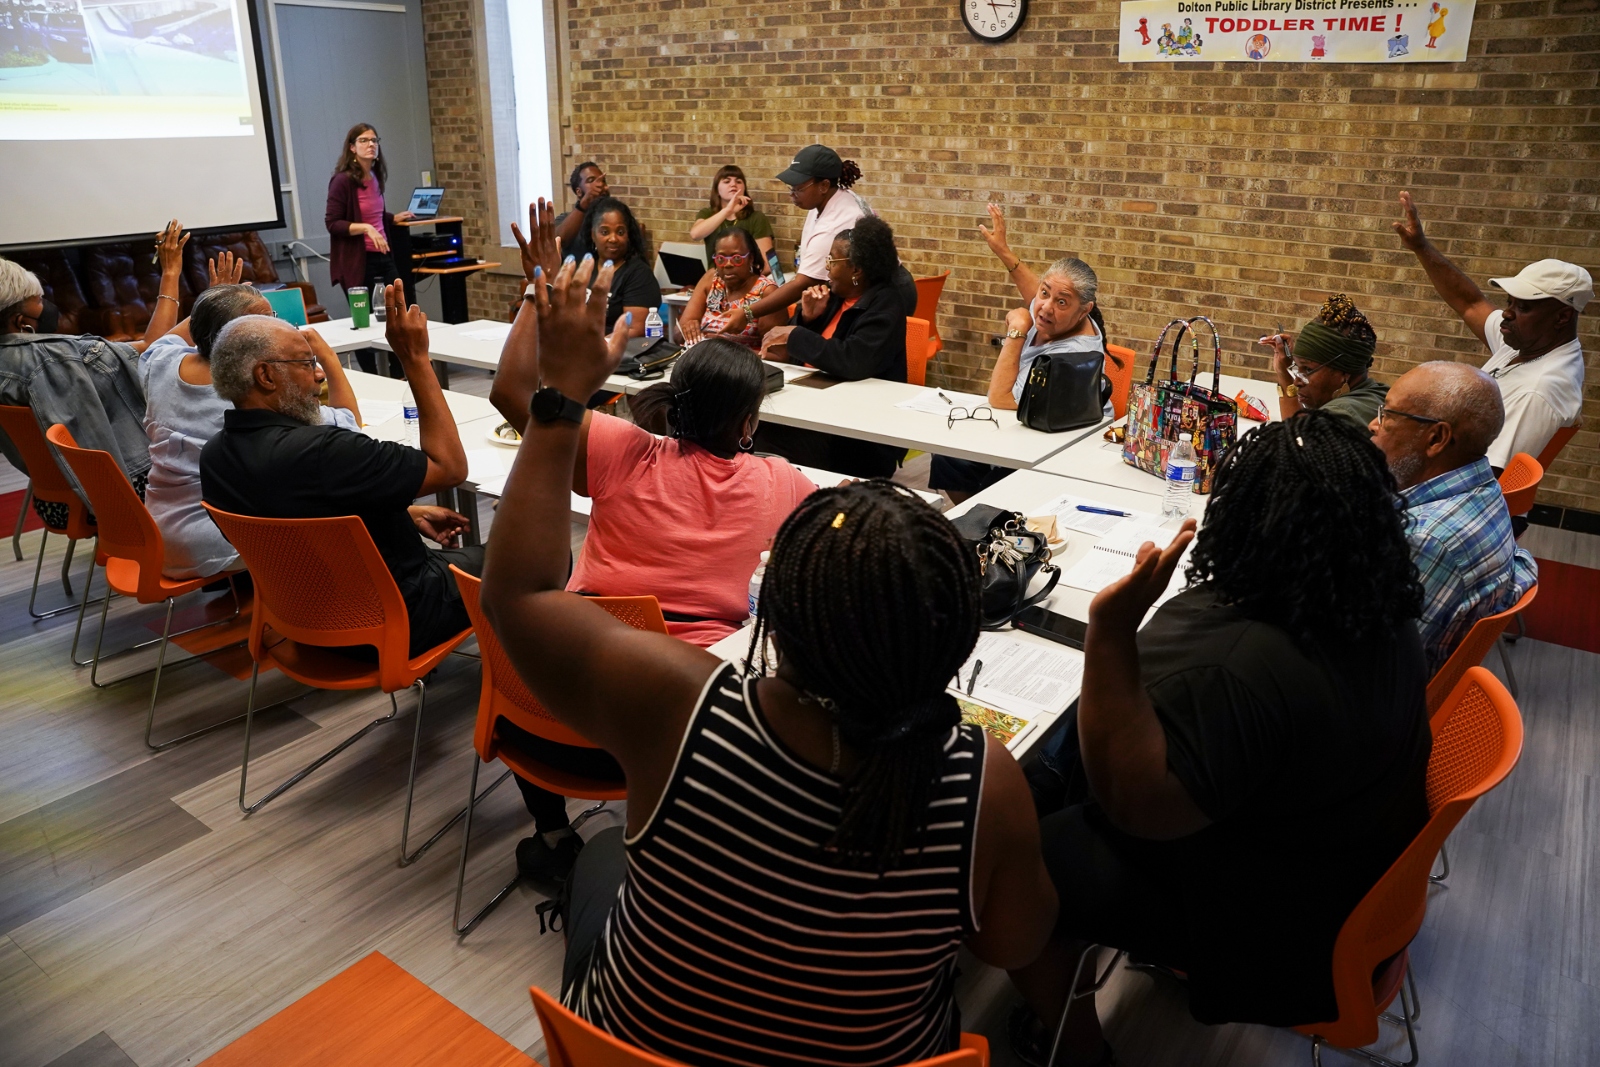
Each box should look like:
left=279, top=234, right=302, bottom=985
left=1077, top=505, right=1131, bottom=517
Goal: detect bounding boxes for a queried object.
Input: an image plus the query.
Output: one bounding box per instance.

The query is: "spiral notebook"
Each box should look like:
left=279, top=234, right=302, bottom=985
left=1060, top=520, right=1186, bottom=593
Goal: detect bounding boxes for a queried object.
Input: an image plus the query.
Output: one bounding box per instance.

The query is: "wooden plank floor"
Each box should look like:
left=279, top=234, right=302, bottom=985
left=1, top=371, right=1596, bottom=1065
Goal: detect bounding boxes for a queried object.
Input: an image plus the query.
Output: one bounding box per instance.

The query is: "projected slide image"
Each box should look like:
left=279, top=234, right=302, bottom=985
left=1, top=1, right=91, bottom=68
left=0, top=0, right=254, bottom=140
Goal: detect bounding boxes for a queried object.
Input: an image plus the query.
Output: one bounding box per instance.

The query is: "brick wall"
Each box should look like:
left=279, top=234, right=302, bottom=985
left=425, top=0, right=1600, bottom=510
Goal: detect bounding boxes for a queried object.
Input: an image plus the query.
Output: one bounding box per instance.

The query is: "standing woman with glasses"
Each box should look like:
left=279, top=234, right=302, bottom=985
left=677, top=229, right=784, bottom=348
left=326, top=122, right=414, bottom=373
left=1260, top=294, right=1387, bottom=434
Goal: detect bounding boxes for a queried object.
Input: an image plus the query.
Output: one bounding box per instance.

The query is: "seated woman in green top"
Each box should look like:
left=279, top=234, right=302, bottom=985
left=687, top=165, right=775, bottom=267
left=1262, top=294, right=1387, bottom=433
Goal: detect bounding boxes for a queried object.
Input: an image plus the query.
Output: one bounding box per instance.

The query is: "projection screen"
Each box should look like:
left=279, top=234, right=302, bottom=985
left=0, top=0, right=282, bottom=247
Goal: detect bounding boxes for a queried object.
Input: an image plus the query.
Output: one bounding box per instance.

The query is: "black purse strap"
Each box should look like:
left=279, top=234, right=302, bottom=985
left=983, top=558, right=1061, bottom=631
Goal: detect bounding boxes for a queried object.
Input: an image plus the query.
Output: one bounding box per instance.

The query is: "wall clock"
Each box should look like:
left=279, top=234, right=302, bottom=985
left=962, top=0, right=1027, bottom=42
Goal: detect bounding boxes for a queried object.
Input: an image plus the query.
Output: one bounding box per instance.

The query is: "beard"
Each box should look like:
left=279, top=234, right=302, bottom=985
left=278, top=379, right=324, bottom=425
left=1389, top=449, right=1427, bottom=490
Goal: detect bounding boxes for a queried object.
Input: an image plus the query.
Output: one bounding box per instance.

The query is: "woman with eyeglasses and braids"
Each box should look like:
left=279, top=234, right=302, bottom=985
left=482, top=251, right=1057, bottom=1067
left=1010, top=410, right=1430, bottom=1067
left=1260, top=294, right=1388, bottom=433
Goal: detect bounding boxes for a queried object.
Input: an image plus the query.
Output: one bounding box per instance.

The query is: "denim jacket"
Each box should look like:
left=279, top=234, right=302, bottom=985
left=0, top=332, right=152, bottom=498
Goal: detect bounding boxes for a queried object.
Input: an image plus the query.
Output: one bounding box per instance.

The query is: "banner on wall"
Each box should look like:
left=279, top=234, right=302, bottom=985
left=1118, top=0, right=1476, bottom=63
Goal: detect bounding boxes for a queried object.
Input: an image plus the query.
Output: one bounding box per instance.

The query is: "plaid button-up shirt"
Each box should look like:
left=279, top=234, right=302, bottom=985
left=1403, top=457, right=1537, bottom=675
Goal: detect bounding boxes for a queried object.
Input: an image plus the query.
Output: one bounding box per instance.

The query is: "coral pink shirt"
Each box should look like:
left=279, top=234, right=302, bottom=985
left=569, top=413, right=817, bottom=646
left=357, top=179, right=386, bottom=252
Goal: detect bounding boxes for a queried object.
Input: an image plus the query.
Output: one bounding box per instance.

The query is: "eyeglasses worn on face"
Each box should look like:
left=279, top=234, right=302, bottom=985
left=355, top=136, right=380, bottom=145
left=713, top=252, right=751, bottom=265
left=1378, top=405, right=1444, bottom=428
left=264, top=358, right=318, bottom=369
left=1288, top=360, right=1326, bottom=385
left=948, top=406, right=998, bottom=430
left=824, top=255, right=850, bottom=267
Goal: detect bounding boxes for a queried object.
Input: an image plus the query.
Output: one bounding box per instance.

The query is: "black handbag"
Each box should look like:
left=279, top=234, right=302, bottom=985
left=950, top=505, right=1061, bottom=630
left=1015, top=306, right=1116, bottom=433
left=618, top=336, right=683, bottom=380
left=762, top=362, right=785, bottom=394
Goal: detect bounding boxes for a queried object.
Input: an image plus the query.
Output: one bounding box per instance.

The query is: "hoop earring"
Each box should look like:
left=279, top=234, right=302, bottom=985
left=739, top=435, right=754, bottom=452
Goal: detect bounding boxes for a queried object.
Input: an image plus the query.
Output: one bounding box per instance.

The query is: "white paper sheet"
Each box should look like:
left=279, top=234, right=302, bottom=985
left=893, top=388, right=990, bottom=416
left=459, top=323, right=513, bottom=343
left=359, top=399, right=401, bottom=428
left=950, top=631, right=1085, bottom=721
left=1035, top=492, right=1162, bottom=536
left=1096, top=520, right=1182, bottom=556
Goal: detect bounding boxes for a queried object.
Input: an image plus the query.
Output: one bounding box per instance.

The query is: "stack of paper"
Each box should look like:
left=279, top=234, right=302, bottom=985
left=894, top=388, right=991, bottom=417
left=459, top=322, right=513, bottom=343
left=358, top=399, right=402, bottom=429
left=949, top=630, right=1085, bottom=722
left=1035, top=491, right=1161, bottom=536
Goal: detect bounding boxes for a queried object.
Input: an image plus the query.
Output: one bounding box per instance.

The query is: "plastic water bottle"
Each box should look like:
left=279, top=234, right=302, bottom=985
left=748, top=551, right=770, bottom=618
left=400, top=385, right=420, bottom=448
left=1162, top=433, right=1197, bottom=517
left=644, top=306, right=665, bottom=340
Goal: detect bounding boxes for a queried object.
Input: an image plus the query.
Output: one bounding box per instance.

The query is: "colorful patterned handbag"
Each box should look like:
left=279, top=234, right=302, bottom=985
left=1122, top=316, right=1239, bottom=494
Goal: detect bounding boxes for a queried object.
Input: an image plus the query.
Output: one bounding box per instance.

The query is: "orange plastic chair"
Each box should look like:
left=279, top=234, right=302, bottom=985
left=1295, top=667, right=1523, bottom=1066
left=1426, top=583, right=1537, bottom=716
left=0, top=405, right=98, bottom=618
left=530, top=985, right=990, bottom=1067
left=202, top=505, right=472, bottom=859
left=198, top=952, right=533, bottom=1067
left=1104, top=343, right=1137, bottom=420
left=1496, top=452, right=1543, bottom=517
left=45, top=424, right=245, bottom=750
left=913, top=271, right=950, bottom=358
left=906, top=316, right=933, bottom=386
left=1535, top=420, right=1580, bottom=470
left=449, top=566, right=647, bottom=935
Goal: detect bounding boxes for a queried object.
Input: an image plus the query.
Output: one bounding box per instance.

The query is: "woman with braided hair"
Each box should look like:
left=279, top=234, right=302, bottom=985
left=482, top=253, right=1057, bottom=1067
left=1261, top=293, right=1389, bottom=432
left=1010, top=410, right=1431, bottom=1067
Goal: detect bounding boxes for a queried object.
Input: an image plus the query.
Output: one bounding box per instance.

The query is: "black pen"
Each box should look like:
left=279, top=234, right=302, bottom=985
left=967, top=660, right=984, bottom=695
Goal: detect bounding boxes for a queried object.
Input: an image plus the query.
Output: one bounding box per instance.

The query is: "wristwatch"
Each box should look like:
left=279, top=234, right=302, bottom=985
left=530, top=386, right=585, bottom=425
left=1277, top=383, right=1299, bottom=398
left=1005, top=328, right=1028, bottom=340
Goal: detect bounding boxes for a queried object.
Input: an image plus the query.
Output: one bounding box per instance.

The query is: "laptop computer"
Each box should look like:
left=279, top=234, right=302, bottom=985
left=261, top=286, right=307, bottom=327
left=658, top=250, right=709, bottom=287
left=406, top=186, right=445, bottom=219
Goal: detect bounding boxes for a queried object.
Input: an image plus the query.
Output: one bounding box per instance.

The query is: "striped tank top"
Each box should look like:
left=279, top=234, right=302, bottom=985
left=567, top=662, right=988, bottom=1066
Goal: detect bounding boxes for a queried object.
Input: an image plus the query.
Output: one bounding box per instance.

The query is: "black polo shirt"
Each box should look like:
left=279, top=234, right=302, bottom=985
left=200, top=407, right=431, bottom=609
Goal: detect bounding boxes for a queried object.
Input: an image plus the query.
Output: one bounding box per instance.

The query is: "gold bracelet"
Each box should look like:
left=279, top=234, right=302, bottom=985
left=157, top=294, right=179, bottom=304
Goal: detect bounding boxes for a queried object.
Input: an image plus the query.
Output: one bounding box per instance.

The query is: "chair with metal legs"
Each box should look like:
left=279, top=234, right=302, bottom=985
left=203, top=505, right=472, bottom=854
left=448, top=566, right=653, bottom=936
left=1295, top=667, right=1523, bottom=1066
left=0, top=406, right=99, bottom=618
left=44, top=424, right=246, bottom=750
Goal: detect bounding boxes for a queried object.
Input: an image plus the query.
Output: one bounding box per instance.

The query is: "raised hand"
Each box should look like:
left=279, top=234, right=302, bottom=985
left=978, top=202, right=1011, bottom=258
left=531, top=255, right=620, bottom=399
left=1005, top=306, right=1033, bottom=336
left=208, top=250, right=244, bottom=287
left=1258, top=332, right=1292, bottom=380
left=1087, top=520, right=1196, bottom=632
left=1393, top=191, right=1427, bottom=251
left=155, top=219, right=189, bottom=274
left=729, top=193, right=751, bottom=216
left=799, top=284, right=831, bottom=321
left=511, top=197, right=562, bottom=282
left=382, top=279, right=428, bottom=362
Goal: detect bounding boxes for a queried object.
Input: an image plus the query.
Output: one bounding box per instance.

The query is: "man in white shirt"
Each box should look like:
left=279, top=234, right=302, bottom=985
left=1394, top=190, right=1591, bottom=470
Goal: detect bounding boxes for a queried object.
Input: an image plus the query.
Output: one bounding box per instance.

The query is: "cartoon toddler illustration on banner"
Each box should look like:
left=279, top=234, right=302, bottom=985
left=1427, top=3, right=1448, bottom=47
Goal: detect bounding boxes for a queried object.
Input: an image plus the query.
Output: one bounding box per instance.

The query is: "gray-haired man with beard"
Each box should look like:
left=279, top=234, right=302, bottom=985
left=1367, top=361, right=1536, bottom=674
left=200, top=285, right=479, bottom=655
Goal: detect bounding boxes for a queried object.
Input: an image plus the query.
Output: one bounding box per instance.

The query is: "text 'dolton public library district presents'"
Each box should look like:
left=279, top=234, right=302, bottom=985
left=1119, top=0, right=1476, bottom=62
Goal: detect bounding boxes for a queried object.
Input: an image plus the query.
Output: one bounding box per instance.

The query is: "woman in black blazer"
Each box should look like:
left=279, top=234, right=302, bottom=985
left=757, top=216, right=908, bottom=477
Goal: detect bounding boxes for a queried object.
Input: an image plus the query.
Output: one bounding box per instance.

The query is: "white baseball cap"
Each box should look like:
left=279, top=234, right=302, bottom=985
left=1489, top=259, right=1593, bottom=312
